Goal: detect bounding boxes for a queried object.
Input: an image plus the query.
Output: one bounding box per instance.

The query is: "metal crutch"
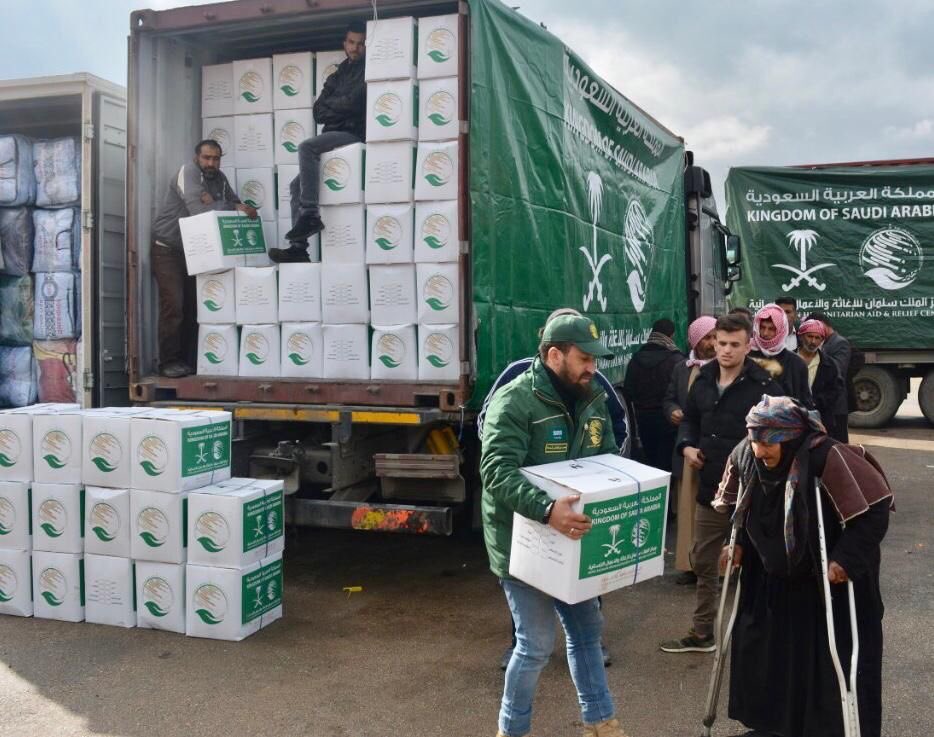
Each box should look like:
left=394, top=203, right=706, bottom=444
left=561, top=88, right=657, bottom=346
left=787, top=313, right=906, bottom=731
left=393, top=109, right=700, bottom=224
left=814, top=479, right=862, bottom=737
left=699, top=522, right=743, bottom=737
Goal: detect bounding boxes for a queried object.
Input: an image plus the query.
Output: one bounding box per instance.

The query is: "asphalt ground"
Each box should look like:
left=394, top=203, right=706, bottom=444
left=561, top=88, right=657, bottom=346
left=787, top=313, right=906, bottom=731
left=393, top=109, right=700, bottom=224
left=0, top=419, right=931, bottom=737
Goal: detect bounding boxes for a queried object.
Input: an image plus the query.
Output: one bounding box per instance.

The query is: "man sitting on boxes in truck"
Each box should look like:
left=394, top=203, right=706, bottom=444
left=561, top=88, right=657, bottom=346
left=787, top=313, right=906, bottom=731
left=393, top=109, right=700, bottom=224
left=269, top=22, right=367, bottom=264
left=480, top=312, right=628, bottom=737
left=151, top=139, right=257, bottom=378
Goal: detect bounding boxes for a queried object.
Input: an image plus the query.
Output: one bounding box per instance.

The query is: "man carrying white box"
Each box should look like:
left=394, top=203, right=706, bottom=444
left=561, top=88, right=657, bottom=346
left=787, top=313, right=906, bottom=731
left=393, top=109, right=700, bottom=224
left=479, top=313, right=627, bottom=737
left=270, top=24, right=367, bottom=264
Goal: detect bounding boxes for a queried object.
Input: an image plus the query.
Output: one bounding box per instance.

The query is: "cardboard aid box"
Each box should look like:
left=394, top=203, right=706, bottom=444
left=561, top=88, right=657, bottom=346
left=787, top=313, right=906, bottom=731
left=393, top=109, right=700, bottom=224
left=202, top=116, right=236, bottom=169
left=365, top=17, right=417, bottom=82
left=276, top=163, right=299, bottom=212
left=85, top=486, right=131, bottom=557
left=197, top=324, right=239, bottom=377
left=366, top=79, right=418, bottom=143
left=233, top=113, right=274, bottom=168
left=322, top=324, right=369, bottom=380
left=278, top=263, right=322, bottom=323
left=321, top=205, right=365, bottom=263
left=318, top=143, right=365, bottom=206
left=0, top=549, right=32, bottom=616
left=418, top=324, right=459, bottom=381
left=179, top=211, right=267, bottom=275
left=32, top=551, right=83, bottom=622
left=235, top=266, right=278, bottom=325
left=85, top=554, right=135, bottom=628
left=0, top=405, right=77, bottom=482
left=418, top=14, right=460, bottom=79
left=130, top=410, right=232, bottom=493
left=32, top=483, right=83, bottom=554
left=235, top=168, right=276, bottom=222
left=273, top=51, right=314, bottom=109
left=246, top=222, right=276, bottom=267
left=131, top=490, right=188, bottom=564
left=0, top=481, right=31, bottom=550
left=366, top=203, right=414, bottom=264
left=418, top=76, right=459, bottom=142
left=201, top=63, right=234, bottom=117
left=280, top=323, right=323, bottom=379
left=82, top=408, right=151, bottom=489
left=365, top=142, right=415, bottom=205
left=414, top=200, right=458, bottom=262
left=416, top=262, right=459, bottom=324
left=315, top=50, right=344, bottom=95
left=321, top=263, right=369, bottom=324
left=369, top=264, right=416, bottom=325
left=186, top=552, right=283, bottom=641
left=415, top=140, right=458, bottom=200
left=274, top=108, right=313, bottom=165
left=32, top=408, right=83, bottom=484
left=509, top=455, right=670, bottom=604
left=371, top=325, right=417, bottom=380
left=233, top=57, right=273, bottom=115
left=239, top=324, right=281, bottom=378
left=136, top=561, right=186, bottom=633
left=196, top=269, right=236, bottom=324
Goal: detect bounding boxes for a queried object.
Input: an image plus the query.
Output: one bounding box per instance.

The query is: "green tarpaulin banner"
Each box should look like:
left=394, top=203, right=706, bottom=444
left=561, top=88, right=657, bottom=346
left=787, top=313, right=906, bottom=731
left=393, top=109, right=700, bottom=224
left=469, top=0, right=686, bottom=406
left=725, top=165, right=934, bottom=350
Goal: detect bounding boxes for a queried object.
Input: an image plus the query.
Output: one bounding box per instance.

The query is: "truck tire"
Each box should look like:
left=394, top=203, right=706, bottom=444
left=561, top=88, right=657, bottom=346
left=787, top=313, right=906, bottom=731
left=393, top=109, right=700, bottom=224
left=849, top=366, right=902, bottom=428
left=919, top=370, right=934, bottom=426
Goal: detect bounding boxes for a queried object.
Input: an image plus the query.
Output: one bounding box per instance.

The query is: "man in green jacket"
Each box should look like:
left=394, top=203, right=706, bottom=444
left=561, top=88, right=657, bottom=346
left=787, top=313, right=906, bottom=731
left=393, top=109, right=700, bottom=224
left=481, top=313, right=627, bottom=737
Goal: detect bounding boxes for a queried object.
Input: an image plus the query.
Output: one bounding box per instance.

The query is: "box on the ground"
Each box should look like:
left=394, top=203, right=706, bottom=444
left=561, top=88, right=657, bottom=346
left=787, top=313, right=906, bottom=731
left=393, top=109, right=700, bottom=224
left=84, top=486, right=131, bottom=558
left=366, top=79, right=418, bottom=142
left=320, top=204, right=365, bottom=264
left=0, top=405, right=73, bottom=482
left=321, top=263, right=369, bottom=324
left=81, top=408, right=150, bottom=489
left=365, top=17, right=417, bottom=82
left=238, top=324, right=281, bottom=378
left=136, top=561, right=186, bottom=633
left=233, top=57, right=273, bottom=115
left=415, top=140, right=458, bottom=200
left=0, top=481, right=31, bottom=551
left=32, top=550, right=83, bottom=622
left=235, top=168, right=276, bottom=222
left=202, top=116, right=236, bottom=169
left=509, top=454, right=670, bottom=605
left=85, top=554, right=135, bottom=628
left=369, top=264, right=416, bottom=325
left=31, top=482, right=83, bottom=554
left=418, top=76, right=459, bottom=141
left=274, top=108, right=314, bottom=165
left=201, top=63, right=234, bottom=117
left=32, top=407, right=83, bottom=484
left=417, top=14, right=459, bottom=79
left=416, top=262, right=459, bottom=324
left=417, top=323, right=459, bottom=381
left=197, top=324, right=239, bottom=377
left=130, top=489, right=188, bottom=564
left=0, top=548, right=32, bottom=616
left=186, top=552, right=283, bottom=641
left=318, top=143, right=365, bottom=206
left=322, top=324, right=369, bottom=380
left=278, top=263, right=321, bottom=323
left=366, top=203, right=414, bottom=264
left=364, top=142, right=415, bottom=204
left=234, top=266, right=278, bottom=325
left=233, top=113, right=275, bottom=168
left=370, top=325, right=417, bottom=380
left=414, top=200, right=458, bottom=262
left=179, top=211, right=267, bottom=275
left=280, top=323, right=323, bottom=379
left=130, top=410, right=231, bottom=493
left=273, top=52, right=314, bottom=109
left=276, top=164, right=299, bottom=212
left=196, top=269, right=236, bottom=324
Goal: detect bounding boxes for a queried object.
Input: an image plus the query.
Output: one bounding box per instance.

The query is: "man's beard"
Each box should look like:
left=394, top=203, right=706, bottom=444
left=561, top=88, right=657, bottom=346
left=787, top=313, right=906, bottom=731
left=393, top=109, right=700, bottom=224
left=201, top=166, right=219, bottom=179
left=556, top=365, right=592, bottom=399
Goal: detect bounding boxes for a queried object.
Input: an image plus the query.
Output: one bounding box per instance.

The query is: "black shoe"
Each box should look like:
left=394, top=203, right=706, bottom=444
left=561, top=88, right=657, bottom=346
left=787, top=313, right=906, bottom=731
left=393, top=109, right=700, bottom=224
left=284, top=212, right=324, bottom=241
left=675, top=570, right=697, bottom=586
left=268, top=245, right=311, bottom=264
left=500, top=646, right=513, bottom=671
left=602, top=642, right=612, bottom=667
left=160, top=361, right=192, bottom=378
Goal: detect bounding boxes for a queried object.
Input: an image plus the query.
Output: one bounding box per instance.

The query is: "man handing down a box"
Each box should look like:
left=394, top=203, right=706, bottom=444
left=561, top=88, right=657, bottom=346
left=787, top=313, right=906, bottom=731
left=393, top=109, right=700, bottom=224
left=480, top=313, right=628, bottom=737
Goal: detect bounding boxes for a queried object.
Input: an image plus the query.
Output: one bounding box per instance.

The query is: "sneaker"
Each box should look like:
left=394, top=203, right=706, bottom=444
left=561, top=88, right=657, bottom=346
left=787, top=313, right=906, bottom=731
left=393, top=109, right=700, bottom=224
left=159, top=361, right=192, bottom=378
left=499, top=646, right=513, bottom=671
left=268, top=245, right=311, bottom=264
left=674, top=570, right=697, bottom=586
left=659, top=629, right=716, bottom=653
left=284, top=212, right=324, bottom=241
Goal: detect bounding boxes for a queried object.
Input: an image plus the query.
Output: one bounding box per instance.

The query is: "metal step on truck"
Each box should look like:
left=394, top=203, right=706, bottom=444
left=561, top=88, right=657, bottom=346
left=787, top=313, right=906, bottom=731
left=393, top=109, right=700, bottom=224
left=127, top=0, right=736, bottom=535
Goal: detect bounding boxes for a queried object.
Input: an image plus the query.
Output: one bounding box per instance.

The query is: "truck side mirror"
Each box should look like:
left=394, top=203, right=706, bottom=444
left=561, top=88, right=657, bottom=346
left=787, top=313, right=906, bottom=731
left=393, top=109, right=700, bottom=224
left=726, top=264, right=742, bottom=282
left=725, top=235, right=741, bottom=266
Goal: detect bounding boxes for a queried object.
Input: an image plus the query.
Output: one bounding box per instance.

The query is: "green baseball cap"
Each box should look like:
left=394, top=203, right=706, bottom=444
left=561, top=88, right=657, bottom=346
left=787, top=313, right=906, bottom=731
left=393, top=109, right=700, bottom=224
left=541, top=314, right=613, bottom=358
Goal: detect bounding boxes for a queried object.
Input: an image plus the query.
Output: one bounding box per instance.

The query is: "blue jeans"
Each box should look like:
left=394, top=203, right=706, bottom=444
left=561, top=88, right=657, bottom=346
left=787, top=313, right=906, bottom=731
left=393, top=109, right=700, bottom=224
left=499, top=579, right=615, bottom=737
left=290, top=130, right=361, bottom=221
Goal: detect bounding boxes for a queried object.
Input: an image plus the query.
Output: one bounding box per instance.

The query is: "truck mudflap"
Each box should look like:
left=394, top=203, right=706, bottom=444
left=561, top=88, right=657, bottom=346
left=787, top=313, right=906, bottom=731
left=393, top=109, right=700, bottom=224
left=287, top=498, right=453, bottom=536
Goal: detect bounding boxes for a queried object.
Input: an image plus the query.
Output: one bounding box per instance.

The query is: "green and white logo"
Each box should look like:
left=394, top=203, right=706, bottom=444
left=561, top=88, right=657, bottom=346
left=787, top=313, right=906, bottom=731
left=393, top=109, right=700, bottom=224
left=202, top=331, right=230, bottom=366
left=137, top=435, right=169, bottom=477
left=859, top=226, right=923, bottom=291
left=89, top=432, right=122, bottom=474
left=278, top=64, right=304, bottom=97
left=243, top=332, right=270, bottom=366
left=239, top=70, right=265, bottom=104
left=425, top=90, right=455, bottom=127
left=421, top=213, right=452, bottom=251
left=38, top=499, right=67, bottom=539
left=630, top=518, right=651, bottom=548
left=142, top=576, right=174, bottom=618
left=218, top=216, right=266, bottom=256
left=422, top=151, right=454, bottom=188
left=89, top=502, right=120, bottom=543
left=200, top=278, right=227, bottom=313
left=240, top=179, right=266, bottom=210
left=195, top=510, right=230, bottom=554
left=40, top=430, right=71, bottom=470
left=425, top=27, right=456, bottom=64
left=137, top=506, right=170, bottom=548
left=579, top=490, right=666, bottom=580
left=373, top=92, right=404, bottom=128
left=373, top=215, right=403, bottom=251
left=286, top=332, right=313, bottom=367
left=279, top=120, right=307, bottom=153
left=0, top=429, right=21, bottom=468
left=423, top=274, right=454, bottom=312
left=206, top=126, right=231, bottom=159
left=0, top=497, right=15, bottom=535
left=423, top=332, right=454, bottom=369
left=0, top=564, right=17, bottom=602
left=623, top=197, right=654, bottom=313
left=193, top=583, right=228, bottom=625
left=376, top=333, right=407, bottom=369
left=322, top=157, right=352, bottom=192
left=38, top=567, right=67, bottom=607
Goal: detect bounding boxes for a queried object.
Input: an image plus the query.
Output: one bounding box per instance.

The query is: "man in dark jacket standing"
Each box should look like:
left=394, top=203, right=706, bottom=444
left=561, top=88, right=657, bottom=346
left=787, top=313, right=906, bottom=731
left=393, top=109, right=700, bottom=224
left=749, top=302, right=813, bottom=406
left=659, top=313, right=782, bottom=653
left=269, top=23, right=366, bottom=263
left=797, top=318, right=845, bottom=440
left=623, top=318, right=684, bottom=471
left=807, top=311, right=856, bottom=442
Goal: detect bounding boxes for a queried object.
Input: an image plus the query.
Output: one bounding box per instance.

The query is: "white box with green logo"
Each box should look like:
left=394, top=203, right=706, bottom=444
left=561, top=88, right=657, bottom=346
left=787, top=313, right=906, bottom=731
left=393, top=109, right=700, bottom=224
left=233, top=113, right=274, bottom=168
left=233, top=57, right=273, bottom=115
left=179, top=210, right=267, bottom=276
left=0, top=481, right=31, bottom=551
left=188, top=479, right=284, bottom=568
left=278, top=263, right=321, bottom=323
left=197, top=324, right=239, bottom=377
left=196, top=269, right=236, bottom=324
left=32, top=483, right=83, bottom=554
left=84, top=486, right=131, bottom=557
left=417, top=323, right=459, bottom=381
left=274, top=108, right=313, bottom=165
left=32, top=408, right=83, bottom=484
left=82, top=408, right=151, bottom=489
left=321, top=263, right=369, bottom=324
left=414, top=200, right=458, bottom=262
left=365, top=142, right=416, bottom=205
left=235, top=167, right=276, bottom=222
left=201, top=63, right=234, bottom=117
left=234, top=266, right=278, bottom=324
left=186, top=551, right=283, bottom=641
left=129, top=409, right=231, bottom=493
left=280, top=322, right=323, bottom=379
left=318, top=143, right=365, bottom=206
left=366, top=203, right=414, bottom=264
left=509, top=454, right=670, bottom=605
left=85, top=553, right=135, bottom=628
left=0, top=406, right=79, bottom=482
left=417, top=14, right=459, bottom=80
left=321, top=204, right=366, bottom=264
left=369, top=265, right=416, bottom=325
left=136, top=561, right=186, bottom=633
left=366, top=79, right=418, bottom=143
left=130, top=489, right=188, bottom=564
left=239, top=324, right=281, bottom=378
left=418, top=76, right=458, bottom=142
left=371, top=325, right=417, bottom=380
left=202, top=116, right=236, bottom=169
left=249, top=222, right=277, bottom=267
left=416, top=262, right=459, bottom=324
left=322, top=324, right=370, bottom=380
left=277, top=164, right=299, bottom=211
left=0, top=548, right=32, bottom=616
left=365, top=17, right=417, bottom=82
left=273, top=52, right=314, bottom=110
left=415, top=140, right=458, bottom=201
left=32, top=550, right=83, bottom=622
left=315, top=50, right=344, bottom=96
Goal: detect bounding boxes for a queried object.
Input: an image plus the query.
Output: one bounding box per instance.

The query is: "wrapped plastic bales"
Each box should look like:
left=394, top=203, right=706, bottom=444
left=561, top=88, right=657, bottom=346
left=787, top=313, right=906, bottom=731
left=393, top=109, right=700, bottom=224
left=32, top=208, right=80, bottom=272
left=0, top=207, right=34, bottom=276
left=0, top=134, right=36, bottom=206
left=0, top=274, right=34, bottom=346
left=33, top=340, right=78, bottom=403
left=33, top=137, right=81, bottom=208
left=33, top=272, right=77, bottom=341
left=0, top=347, right=37, bottom=408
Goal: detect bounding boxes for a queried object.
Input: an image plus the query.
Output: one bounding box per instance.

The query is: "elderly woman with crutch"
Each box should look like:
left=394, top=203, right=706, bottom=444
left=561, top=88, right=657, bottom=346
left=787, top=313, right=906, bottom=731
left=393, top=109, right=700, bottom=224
left=706, top=395, right=892, bottom=737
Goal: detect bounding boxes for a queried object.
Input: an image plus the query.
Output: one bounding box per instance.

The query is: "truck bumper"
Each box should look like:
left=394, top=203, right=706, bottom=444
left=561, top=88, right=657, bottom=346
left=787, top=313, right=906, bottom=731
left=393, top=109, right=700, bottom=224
left=286, top=498, right=454, bottom=536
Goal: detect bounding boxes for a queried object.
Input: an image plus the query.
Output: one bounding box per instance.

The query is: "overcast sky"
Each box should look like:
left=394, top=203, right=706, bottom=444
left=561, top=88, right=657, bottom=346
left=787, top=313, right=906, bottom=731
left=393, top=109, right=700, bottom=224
left=2, top=0, right=932, bottom=202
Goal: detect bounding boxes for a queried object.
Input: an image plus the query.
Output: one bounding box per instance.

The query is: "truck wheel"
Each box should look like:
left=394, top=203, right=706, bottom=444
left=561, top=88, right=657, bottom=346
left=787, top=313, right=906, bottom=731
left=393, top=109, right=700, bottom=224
left=919, top=370, right=934, bottom=426
left=849, top=366, right=902, bottom=428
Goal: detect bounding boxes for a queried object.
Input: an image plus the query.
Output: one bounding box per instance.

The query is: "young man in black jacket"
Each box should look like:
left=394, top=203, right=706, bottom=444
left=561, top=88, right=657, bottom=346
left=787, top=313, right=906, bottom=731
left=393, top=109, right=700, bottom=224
left=660, top=313, right=783, bottom=653
left=270, top=23, right=366, bottom=263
